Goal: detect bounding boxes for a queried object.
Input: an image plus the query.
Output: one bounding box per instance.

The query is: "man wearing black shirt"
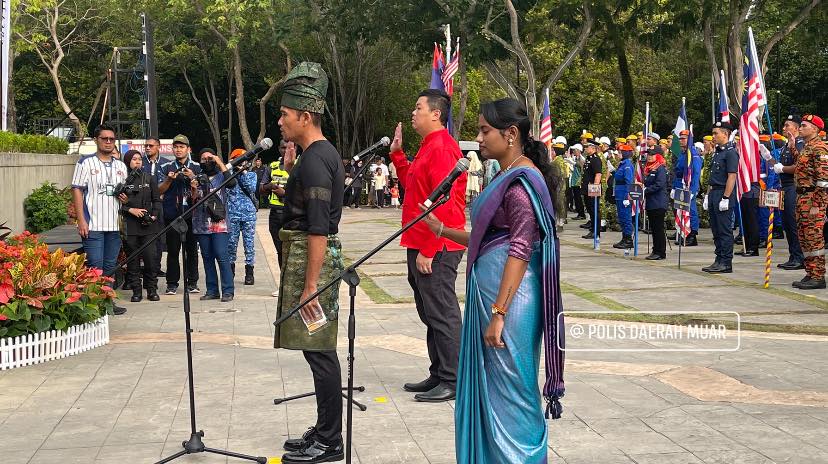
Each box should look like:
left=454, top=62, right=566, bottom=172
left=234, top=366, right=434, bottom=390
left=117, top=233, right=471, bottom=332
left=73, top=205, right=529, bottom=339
left=273, top=62, right=346, bottom=464
left=581, top=139, right=603, bottom=239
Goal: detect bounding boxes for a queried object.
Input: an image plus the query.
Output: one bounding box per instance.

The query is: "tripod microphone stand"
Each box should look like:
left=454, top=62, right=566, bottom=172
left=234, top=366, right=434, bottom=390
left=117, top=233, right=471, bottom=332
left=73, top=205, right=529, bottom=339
left=273, top=193, right=451, bottom=464
left=115, top=155, right=269, bottom=464
left=272, top=149, right=382, bottom=410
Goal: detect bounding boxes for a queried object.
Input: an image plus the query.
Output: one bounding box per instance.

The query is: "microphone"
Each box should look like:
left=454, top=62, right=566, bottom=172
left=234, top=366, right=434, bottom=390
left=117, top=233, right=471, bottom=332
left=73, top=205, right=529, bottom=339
left=423, top=157, right=470, bottom=207
left=352, top=136, right=391, bottom=161
left=229, top=138, right=274, bottom=167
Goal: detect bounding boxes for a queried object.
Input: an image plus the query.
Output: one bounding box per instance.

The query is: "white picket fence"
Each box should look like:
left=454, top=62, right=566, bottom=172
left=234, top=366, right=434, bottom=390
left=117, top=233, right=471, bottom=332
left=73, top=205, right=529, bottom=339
left=0, top=316, right=110, bottom=370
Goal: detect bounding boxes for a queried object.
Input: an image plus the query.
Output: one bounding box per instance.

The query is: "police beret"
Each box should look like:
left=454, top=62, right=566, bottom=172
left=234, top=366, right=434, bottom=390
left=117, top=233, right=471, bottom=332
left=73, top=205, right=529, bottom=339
left=802, top=114, right=824, bottom=130
left=713, top=121, right=734, bottom=131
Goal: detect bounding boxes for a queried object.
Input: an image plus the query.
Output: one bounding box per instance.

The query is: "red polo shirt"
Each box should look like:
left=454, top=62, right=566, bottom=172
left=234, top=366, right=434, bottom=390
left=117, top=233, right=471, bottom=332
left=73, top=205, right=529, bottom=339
left=390, top=128, right=467, bottom=258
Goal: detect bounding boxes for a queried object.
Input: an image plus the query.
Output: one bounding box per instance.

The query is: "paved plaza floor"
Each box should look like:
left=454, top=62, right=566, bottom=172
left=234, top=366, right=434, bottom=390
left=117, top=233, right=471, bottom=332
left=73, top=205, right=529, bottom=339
left=1, top=208, right=827, bottom=463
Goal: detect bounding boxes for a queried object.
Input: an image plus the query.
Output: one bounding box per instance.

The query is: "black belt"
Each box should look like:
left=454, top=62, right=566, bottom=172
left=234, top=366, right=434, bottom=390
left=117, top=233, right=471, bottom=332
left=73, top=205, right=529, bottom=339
left=710, top=186, right=725, bottom=190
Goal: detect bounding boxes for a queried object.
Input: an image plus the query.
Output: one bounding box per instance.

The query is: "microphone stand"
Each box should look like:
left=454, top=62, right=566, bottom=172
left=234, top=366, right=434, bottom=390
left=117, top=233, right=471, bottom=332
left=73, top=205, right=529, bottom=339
left=348, top=152, right=382, bottom=206
left=273, top=193, right=451, bottom=464
left=112, top=159, right=268, bottom=464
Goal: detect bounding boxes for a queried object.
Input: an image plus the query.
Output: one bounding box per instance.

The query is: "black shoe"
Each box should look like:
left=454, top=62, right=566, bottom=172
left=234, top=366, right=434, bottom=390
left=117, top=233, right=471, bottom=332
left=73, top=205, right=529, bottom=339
left=582, top=231, right=595, bottom=239
left=282, top=439, right=344, bottom=463
left=684, top=233, right=698, bottom=247
left=199, top=294, right=220, bottom=301
left=645, top=254, right=666, bottom=260
left=187, top=285, right=200, bottom=294
left=221, top=294, right=234, bottom=302
left=157, top=270, right=166, bottom=278
left=702, top=262, right=721, bottom=272
left=165, top=285, right=178, bottom=295
left=758, top=240, right=767, bottom=249
left=403, top=377, right=440, bottom=393
left=736, top=249, right=759, bottom=257
left=130, top=290, right=142, bottom=303
left=414, top=383, right=456, bottom=402
left=792, top=276, right=812, bottom=288
left=734, top=235, right=743, bottom=245
left=773, top=229, right=785, bottom=239
left=579, top=221, right=592, bottom=229
left=113, top=304, right=127, bottom=315
left=147, top=291, right=160, bottom=301
left=705, top=263, right=733, bottom=274
left=284, top=427, right=317, bottom=452
left=795, top=278, right=826, bottom=290
left=778, top=261, right=805, bottom=270
left=244, top=265, right=255, bottom=285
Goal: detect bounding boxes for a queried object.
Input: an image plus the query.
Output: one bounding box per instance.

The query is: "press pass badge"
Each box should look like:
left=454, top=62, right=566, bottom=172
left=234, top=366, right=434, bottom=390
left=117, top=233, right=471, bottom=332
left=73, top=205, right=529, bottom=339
left=105, top=184, right=115, bottom=196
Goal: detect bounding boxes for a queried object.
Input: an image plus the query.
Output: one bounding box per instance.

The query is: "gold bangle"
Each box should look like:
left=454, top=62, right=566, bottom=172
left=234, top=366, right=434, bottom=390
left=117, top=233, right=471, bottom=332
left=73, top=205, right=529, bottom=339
left=491, top=303, right=507, bottom=316
left=437, top=223, right=444, bottom=238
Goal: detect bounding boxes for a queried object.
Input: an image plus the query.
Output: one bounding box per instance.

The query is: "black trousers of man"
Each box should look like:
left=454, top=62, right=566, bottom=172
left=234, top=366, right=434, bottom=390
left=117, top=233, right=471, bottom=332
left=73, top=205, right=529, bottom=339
left=739, top=196, right=760, bottom=252
left=709, top=188, right=735, bottom=266
left=584, top=192, right=601, bottom=235
left=406, top=248, right=463, bottom=388
left=646, top=208, right=667, bottom=257
left=782, top=184, right=805, bottom=264
left=125, top=235, right=158, bottom=292
left=302, top=350, right=342, bottom=445
left=165, top=219, right=199, bottom=288
left=268, top=206, right=285, bottom=269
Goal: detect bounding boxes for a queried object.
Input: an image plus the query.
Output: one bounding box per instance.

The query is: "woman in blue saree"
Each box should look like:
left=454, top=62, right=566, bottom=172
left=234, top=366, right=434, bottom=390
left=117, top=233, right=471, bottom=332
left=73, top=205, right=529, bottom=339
left=422, top=98, right=565, bottom=463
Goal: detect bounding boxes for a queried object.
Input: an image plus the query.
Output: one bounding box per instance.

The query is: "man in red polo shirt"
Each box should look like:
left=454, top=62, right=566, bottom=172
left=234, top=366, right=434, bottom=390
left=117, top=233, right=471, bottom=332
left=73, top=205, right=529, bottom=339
left=389, top=89, right=467, bottom=402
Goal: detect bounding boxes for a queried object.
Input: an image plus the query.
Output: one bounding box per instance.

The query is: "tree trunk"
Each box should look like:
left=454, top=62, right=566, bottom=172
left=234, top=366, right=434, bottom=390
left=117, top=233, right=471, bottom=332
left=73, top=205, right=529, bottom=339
left=227, top=71, right=234, bottom=154
left=703, top=15, right=720, bottom=91
left=182, top=66, right=222, bottom=157
left=232, top=45, right=254, bottom=150
left=608, top=21, right=634, bottom=135
left=49, top=67, right=83, bottom=137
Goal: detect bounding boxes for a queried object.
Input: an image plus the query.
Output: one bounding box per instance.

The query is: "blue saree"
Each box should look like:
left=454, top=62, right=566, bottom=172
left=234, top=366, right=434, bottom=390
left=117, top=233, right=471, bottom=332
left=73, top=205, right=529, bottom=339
left=455, top=167, right=565, bottom=464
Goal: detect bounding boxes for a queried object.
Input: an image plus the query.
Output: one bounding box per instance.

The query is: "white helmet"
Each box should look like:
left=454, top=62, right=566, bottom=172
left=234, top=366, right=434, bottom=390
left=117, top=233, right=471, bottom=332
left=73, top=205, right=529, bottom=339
left=598, top=136, right=611, bottom=146
left=553, top=136, right=568, bottom=146
left=572, top=143, right=584, bottom=152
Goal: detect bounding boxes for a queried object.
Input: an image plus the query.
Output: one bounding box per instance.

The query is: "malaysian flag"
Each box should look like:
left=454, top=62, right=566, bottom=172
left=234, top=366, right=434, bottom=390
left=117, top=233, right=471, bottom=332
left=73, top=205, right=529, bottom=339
left=718, top=70, right=730, bottom=123
left=429, top=43, right=454, bottom=135
left=539, top=88, right=553, bottom=148
left=442, top=41, right=460, bottom=96
left=675, top=128, right=694, bottom=238
left=736, top=28, right=764, bottom=198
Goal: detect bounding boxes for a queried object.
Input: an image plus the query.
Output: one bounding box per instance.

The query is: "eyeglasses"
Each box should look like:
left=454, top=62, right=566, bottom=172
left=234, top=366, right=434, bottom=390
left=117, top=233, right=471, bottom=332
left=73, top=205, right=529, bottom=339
left=98, top=137, right=116, bottom=142
left=145, top=144, right=156, bottom=147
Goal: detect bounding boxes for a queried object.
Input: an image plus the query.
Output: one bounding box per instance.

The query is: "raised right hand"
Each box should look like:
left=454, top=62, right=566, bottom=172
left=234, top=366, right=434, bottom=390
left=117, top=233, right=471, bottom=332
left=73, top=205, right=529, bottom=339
left=390, top=122, right=403, bottom=153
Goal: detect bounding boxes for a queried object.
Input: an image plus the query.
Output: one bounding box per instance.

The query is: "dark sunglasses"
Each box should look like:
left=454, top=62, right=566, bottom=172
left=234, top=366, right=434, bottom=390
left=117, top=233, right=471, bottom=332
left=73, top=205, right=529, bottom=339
left=98, top=137, right=116, bottom=142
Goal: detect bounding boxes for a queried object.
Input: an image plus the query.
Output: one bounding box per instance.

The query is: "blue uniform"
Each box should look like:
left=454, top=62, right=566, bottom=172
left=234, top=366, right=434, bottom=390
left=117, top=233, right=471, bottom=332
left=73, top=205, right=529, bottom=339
left=757, top=153, right=783, bottom=242
left=673, top=146, right=703, bottom=232
left=227, top=170, right=259, bottom=266
left=709, top=143, right=739, bottom=266
left=613, top=158, right=634, bottom=236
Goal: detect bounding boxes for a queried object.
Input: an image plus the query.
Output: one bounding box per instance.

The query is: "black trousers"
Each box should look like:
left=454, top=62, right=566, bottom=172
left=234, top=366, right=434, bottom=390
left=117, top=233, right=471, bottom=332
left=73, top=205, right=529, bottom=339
left=124, top=235, right=158, bottom=291
left=165, top=219, right=199, bottom=288
left=739, top=196, right=760, bottom=251
left=154, top=216, right=166, bottom=273
left=268, top=206, right=285, bottom=269
left=709, top=188, right=735, bottom=266
left=406, top=248, right=463, bottom=387
left=646, top=208, right=666, bottom=257
left=571, top=185, right=584, bottom=216
left=302, top=350, right=342, bottom=445
left=782, top=184, right=804, bottom=263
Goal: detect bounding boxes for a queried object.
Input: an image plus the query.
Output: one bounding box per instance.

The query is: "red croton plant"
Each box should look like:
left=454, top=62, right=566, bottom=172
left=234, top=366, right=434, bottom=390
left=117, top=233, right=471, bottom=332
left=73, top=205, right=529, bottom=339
left=0, top=231, right=116, bottom=338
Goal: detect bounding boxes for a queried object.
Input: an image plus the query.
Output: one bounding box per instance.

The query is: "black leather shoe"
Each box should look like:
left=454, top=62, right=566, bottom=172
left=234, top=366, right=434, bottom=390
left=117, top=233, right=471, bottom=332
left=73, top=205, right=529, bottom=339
left=579, top=222, right=592, bottom=229
left=582, top=231, right=595, bottom=239
left=645, top=254, right=665, bottom=260
left=147, top=291, right=160, bottom=301
left=792, top=276, right=812, bottom=288
left=773, top=229, right=785, bottom=239
left=701, top=262, right=719, bottom=272
left=113, top=304, right=127, bottom=315
left=684, top=234, right=698, bottom=246
left=282, top=439, right=344, bottom=463
left=199, top=294, right=220, bottom=301
left=414, top=383, right=456, bottom=402
left=734, top=235, right=743, bottom=245
left=796, top=278, right=826, bottom=290
left=736, top=249, right=759, bottom=257
left=706, top=263, right=733, bottom=274
left=284, top=427, right=317, bottom=452
left=778, top=261, right=805, bottom=270
left=130, top=294, right=142, bottom=303
left=221, top=294, right=234, bottom=302
left=403, top=377, right=440, bottom=393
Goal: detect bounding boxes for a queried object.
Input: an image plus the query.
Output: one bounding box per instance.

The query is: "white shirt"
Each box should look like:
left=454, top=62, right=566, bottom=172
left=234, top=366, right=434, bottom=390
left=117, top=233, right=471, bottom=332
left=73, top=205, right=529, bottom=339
left=71, top=154, right=128, bottom=232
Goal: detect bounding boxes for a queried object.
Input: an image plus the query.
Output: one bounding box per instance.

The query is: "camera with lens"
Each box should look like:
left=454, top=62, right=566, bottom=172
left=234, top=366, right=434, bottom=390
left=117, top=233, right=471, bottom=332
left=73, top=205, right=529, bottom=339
left=138, top=212, right=156, bottom=227
left=112, top=169, right=141, bottom=197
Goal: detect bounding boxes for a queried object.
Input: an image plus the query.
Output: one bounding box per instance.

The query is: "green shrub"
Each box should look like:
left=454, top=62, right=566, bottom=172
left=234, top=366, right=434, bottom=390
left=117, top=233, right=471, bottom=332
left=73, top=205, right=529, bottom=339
left=0, top=132, right=69, bottom=154
left=24, top=183, right=70, bottom=233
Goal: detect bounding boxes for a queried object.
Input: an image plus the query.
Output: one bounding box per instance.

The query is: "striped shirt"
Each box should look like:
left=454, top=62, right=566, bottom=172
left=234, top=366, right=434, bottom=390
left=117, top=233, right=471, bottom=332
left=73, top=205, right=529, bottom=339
left=71, top=154, right=128, bottom=232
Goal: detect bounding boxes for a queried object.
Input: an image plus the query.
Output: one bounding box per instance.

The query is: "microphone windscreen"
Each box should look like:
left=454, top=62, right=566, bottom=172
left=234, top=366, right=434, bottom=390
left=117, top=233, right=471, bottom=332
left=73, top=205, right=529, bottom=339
left=457, top=157, right=470, bottom=171
left=260, top=138, right=274, bottom=150
left=380, top=136, right=391, bottom=146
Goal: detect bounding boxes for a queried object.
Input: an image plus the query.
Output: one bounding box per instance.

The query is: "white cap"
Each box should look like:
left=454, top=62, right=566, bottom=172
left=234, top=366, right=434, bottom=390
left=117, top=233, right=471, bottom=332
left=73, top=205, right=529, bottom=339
left=572, top=143, right=583, bottom=151
left=694, top=142, right=704, bottom=151
left=553, top=136, right=567, bottom=146
left=598, top=136, right=611, bottom=146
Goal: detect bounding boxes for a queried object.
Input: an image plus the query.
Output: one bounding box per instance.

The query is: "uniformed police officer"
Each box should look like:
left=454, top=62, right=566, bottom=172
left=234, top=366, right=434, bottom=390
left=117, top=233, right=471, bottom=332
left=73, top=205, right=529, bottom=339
left=670, top=130, right=703, bottom=246
left=702, top=121, right=739, bottom=273
left=788, top=114, right=828, bottom=289
left=581, top=138, right=604, bottom=239
left=613, top=144, right=635, bottom=249
left=773, top=115, right=806, bottom=270
left=260, top=142, right=291, bottom=274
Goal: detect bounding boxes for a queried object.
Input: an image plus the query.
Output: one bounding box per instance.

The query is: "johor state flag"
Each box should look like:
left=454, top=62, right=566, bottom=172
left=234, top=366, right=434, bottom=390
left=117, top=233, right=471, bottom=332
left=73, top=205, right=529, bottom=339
left=736, top=28, right=763, bottom=198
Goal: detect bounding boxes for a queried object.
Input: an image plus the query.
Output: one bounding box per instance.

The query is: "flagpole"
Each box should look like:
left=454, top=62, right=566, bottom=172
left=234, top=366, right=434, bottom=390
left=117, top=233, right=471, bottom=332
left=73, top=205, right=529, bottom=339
left=711, top=72, right=716, bottom=127
left=761, top=91, right=779, bottom=289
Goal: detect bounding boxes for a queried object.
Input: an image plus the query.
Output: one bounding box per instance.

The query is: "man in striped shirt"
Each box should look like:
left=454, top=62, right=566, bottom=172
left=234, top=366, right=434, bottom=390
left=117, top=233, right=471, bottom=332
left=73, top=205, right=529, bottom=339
left=72, top=124, right=129, bottom=315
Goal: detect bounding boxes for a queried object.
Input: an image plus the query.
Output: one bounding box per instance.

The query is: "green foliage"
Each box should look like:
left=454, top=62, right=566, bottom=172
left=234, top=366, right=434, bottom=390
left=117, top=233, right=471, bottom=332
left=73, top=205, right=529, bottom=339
left=23, top=183, right=70, bottom=234
left=0, top=132, right=69, bottom=154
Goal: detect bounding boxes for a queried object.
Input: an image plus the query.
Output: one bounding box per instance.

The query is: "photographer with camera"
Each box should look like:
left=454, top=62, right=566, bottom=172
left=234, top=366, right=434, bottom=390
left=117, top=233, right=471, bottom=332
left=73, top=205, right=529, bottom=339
left=117, top=150, right=162, bottom=302
left=158, top=135, right=201, bottom=296
left=191, top=148, right=237, bottom=302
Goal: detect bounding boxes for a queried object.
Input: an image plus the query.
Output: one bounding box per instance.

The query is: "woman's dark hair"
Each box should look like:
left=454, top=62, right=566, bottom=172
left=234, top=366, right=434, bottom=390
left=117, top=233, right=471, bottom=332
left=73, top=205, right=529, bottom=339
left=480, top=98, right=558, bottom=199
